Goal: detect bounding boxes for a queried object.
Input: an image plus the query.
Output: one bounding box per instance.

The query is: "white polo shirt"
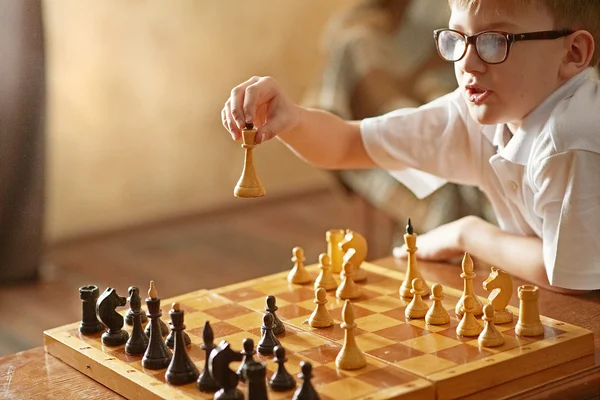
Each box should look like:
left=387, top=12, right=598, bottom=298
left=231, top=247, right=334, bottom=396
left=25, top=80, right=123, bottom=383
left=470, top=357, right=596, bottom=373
left=361, top=71, right=600, bottom=290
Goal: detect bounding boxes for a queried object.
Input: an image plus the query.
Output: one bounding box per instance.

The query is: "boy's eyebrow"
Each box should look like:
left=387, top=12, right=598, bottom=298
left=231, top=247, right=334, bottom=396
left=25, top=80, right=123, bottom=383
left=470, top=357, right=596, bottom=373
left=450, top=21, right=519, bottom=32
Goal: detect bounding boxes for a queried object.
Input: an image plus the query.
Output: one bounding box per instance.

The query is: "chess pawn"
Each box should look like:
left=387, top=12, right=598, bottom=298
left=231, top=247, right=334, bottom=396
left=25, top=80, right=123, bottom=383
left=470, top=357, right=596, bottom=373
left=399, top=219, right=430, bottom=298
left=269, top=345, right=296, bottom=391
left=125, top=286, right=148, bottom=326
left=425, top=283, right=450, bottom=325
left=237, top=338, right=257, bottom=383
left=288, top=246, right=312, bottom=284
left=308, top=288, right=333, bottom=328
left=257, top=313, right=281, bottom=356
left=339, top=229, right=368, bottom=281
left=266, top=295, right=285, bottom=335
left=335, top=300, right=367, bottom=370
left=336, top=261, right=361, bottom=300
left=326, top=228, right=345, bottom=273
left=125, top=286, right=149, bottom=355
left=246, top=361, right=268, bottom=400
left=405, top=278, right=429, bottom=319
left=314, top=253, right=338, bottom=291
left=478, top=304, right=505, bottom=347
left=482, top=267, right=514, bottom=324
left=515, top=285, right=544, bottom=336
left=293, top=361, right=320, bottom=400
left=455, top=252, right=484, bottom=317
left=78, top=285, right=104, bottom=334
left=234, top=123, right=266, bottom=198
left=456, top=295, right=483, bottom=337
left=165, top=303, right=199, bottom=385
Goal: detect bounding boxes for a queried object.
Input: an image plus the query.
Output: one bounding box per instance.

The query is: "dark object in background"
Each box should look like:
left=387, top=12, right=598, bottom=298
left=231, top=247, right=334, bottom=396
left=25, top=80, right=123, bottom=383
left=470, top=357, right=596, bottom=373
left=0, top=0, right=46, bottom=284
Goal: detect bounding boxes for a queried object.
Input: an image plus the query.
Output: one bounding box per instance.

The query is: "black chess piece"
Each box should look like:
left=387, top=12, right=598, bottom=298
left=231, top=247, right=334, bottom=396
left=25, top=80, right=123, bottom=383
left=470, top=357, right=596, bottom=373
left=237, top=337, right=257, bottom=382
left=265, top=295, right=285, bottom=335
left=165, top=302, right=199, bottom=385
left=78, top=285, right=104, bottom=334
left=269, top=345, right=296, bottom=391
left=208, top=340, right=244, bottom=400
left=145, top=313, right=169, bottom=337
left=165, top=312, right=191, bottom=349
left=292, top=361, right=320, bottom=400
left=246, top=361, right=268, bottom=400
left=125, top=286, right=149, bottom=355
left=125, top=286, right=148, bottom=326
left=142, top=281, right=172, bottom=369
left=96, top=288, right=129, bottom=346
left=197, top=321, right=220, bottom=392
left=257, top=313, right=281, bottom=356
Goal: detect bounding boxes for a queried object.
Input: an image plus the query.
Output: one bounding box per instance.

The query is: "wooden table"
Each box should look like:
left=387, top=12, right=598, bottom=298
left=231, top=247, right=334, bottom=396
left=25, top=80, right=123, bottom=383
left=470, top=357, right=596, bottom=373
left=1, top=257, right=599, bottom=399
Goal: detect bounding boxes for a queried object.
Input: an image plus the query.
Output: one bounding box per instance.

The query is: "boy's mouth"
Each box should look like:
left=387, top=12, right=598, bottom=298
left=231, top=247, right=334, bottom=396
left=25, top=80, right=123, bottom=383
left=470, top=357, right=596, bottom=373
left=465, top=84, right=491, bottom=104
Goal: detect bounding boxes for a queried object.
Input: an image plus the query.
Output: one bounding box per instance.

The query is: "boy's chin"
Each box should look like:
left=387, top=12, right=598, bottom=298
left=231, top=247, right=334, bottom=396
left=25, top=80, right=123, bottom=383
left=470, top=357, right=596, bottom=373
left=467, top=104, right=505, bottom=125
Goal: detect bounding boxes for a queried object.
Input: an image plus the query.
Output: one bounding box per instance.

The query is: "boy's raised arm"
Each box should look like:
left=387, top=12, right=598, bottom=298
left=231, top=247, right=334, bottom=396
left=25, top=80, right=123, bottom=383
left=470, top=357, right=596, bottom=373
left=222, top=76, right=376, bottom=170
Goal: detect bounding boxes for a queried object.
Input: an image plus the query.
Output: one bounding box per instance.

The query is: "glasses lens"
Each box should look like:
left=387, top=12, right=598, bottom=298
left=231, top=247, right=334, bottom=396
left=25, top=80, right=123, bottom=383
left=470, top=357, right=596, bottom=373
left=476, top=32, right=508, bottom=63
left=437, top=30, right=466, bottom=61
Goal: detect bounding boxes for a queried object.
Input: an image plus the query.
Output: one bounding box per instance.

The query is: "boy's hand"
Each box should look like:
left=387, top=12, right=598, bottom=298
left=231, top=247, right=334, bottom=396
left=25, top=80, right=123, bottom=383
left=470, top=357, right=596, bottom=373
left=393, top=217, right=472, bottom=262
left=222, top=76, right=301, bottom=144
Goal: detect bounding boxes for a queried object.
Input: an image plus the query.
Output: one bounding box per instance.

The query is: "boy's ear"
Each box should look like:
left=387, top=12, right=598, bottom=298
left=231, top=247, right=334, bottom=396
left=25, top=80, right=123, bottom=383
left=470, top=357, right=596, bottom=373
left=560, top=30, right=595, bottom=79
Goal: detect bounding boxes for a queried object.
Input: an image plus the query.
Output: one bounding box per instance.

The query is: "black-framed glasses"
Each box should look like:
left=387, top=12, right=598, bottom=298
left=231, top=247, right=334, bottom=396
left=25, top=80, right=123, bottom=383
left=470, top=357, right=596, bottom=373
left=433, top=28, right=574, bottom=64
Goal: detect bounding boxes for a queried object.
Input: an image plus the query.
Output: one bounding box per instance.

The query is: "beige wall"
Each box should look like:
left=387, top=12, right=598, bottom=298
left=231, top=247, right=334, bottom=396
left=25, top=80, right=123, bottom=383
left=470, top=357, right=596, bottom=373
left=43, top=0, right=354, bottom=242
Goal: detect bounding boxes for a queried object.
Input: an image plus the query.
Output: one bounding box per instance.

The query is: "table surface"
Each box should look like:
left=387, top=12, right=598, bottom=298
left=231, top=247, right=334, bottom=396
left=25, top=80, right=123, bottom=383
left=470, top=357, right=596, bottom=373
left=1, top=257, right=599, bottom=399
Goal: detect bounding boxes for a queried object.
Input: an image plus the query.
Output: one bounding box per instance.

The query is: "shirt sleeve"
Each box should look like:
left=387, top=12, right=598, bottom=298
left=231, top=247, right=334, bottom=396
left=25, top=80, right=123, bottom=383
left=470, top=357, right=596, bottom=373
left=532, top=150, right=600, bottom=290
left=360, top=89, right=483, bottom=199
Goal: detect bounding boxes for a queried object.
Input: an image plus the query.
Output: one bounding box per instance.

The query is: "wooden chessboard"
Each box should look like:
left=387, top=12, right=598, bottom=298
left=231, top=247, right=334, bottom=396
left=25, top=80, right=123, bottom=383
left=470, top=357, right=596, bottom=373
left=44, top=262, right=595, bottom=400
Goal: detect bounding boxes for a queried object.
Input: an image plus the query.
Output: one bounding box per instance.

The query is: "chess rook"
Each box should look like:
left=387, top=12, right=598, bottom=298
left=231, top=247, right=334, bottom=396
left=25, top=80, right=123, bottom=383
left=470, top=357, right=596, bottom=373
left=399, top=219, right=430, bottom=298
left=515, top=285, right=544, bottom=336
left=455, top=252, right=484, bottom=317
left=246, top=361, right=268, bottom=400
left=165, top=303, right=199, bottom=385
left=233, top=124, right=266, bottom=198
left=78, top=285, right=104, bottom=334
left=326, top=229, right=345, bottom=273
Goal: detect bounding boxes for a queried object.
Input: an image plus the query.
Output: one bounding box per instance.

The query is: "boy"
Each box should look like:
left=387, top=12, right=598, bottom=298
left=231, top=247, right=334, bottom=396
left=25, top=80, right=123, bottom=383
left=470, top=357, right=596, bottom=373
left=221, top=0, right=600, bottom=294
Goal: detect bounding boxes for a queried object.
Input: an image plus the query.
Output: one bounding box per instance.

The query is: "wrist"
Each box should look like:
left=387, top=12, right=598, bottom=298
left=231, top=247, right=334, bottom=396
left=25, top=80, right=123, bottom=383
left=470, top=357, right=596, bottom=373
left=456, top=215, right=482, bottom=250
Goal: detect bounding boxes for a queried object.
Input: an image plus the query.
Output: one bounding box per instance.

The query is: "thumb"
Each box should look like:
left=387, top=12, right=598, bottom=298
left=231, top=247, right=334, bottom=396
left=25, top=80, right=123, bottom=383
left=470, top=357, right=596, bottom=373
left=255, top=120, right=285, bottom=144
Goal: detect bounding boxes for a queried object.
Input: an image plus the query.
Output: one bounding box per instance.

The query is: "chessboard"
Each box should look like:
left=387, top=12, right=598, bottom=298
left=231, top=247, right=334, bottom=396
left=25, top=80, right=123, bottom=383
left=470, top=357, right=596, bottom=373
left=44, top=261, right=595, bottom=400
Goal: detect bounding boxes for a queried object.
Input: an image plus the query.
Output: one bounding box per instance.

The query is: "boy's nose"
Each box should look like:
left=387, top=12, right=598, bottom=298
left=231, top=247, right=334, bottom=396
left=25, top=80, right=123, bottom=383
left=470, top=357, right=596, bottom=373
left=459, top=44, right=486, bottom=74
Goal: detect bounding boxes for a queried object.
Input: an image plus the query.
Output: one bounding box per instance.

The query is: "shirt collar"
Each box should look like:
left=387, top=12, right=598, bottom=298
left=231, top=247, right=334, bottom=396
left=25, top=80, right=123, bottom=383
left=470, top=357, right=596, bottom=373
left=499, top=71, right=589, bottom=165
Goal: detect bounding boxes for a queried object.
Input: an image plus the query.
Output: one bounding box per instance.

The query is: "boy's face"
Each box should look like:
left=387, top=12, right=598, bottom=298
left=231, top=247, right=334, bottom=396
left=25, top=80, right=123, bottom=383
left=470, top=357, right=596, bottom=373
left=450, top=3, right=566, bottom=127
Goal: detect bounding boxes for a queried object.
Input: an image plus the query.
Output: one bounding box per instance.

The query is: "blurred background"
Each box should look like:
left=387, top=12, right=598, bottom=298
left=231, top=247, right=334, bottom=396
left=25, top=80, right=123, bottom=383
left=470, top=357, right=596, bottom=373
left=2, top=0, right=597, bottom=357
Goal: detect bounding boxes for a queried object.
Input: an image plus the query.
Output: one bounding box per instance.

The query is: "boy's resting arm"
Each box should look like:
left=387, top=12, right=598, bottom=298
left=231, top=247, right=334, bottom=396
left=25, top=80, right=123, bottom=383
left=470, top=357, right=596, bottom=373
left=277, top=107, right=377, bottom=170
left=458, top=216, right=589, bottom=295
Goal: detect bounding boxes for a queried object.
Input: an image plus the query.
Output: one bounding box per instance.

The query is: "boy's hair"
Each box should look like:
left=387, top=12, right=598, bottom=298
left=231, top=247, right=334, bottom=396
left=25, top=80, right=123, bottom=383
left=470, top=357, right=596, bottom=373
left=448, top=0, right=600, bottom=66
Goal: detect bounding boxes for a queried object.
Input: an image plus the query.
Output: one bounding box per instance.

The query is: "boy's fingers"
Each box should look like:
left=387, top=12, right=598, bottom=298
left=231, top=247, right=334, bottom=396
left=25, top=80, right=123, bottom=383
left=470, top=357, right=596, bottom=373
left=224, top=101, right=241, bottom=140
left=230, top=76, right=260, bottom=129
